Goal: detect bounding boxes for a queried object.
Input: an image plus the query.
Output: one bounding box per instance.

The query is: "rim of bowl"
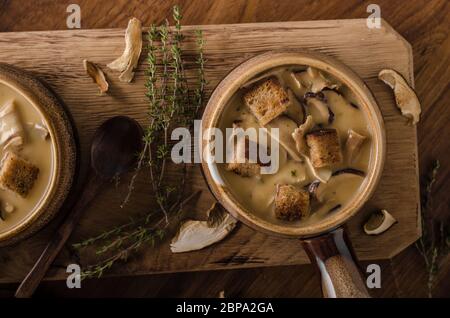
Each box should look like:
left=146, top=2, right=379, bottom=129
left=200, top=50, right=386, bottom=238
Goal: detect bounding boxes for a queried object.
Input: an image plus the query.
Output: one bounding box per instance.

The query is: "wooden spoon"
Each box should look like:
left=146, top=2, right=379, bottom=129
left=15, top=116, right=143, bottom=298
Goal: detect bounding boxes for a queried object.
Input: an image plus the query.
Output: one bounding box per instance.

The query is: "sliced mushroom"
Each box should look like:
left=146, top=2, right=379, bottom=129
left=234, top=111, right=261, bottom=132
left=285, top=89, right=305, bottom=125
left=27, top=122, right=50, bottom=140
left=304, top=156, right=332, bottom=183
left=292, top=67, right=339, bottom=93
left=311, top=169, right=365, bottom=202
left=0, top=100, right=24, bottom=150
left=265, top=115, right=302, bottom=162
left=305, top=97, right=333, bottom=125
left=107, top=17, right=143, bottom=82
left=364, top=209, right=397, bottom=235
left=83, top=60, right=109, bottom=94
left=322, top=88, right=356, bottom=111
left=292, top=115, right=314, bottom=156
left=345, top=129, right=367, bottom=164
left=335, top=86, right=360, bottom=109
left=378, top=69, right=421, bottom=125
left=170, top=202, right=237, bottom=253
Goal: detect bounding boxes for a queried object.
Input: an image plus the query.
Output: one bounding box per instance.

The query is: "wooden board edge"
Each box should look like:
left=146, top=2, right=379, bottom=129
left=380, top=18, right=422, bottom=242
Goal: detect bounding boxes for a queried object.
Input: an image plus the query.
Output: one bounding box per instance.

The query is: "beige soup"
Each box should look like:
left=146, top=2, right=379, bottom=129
left=0, top=82, right=55, bottom=234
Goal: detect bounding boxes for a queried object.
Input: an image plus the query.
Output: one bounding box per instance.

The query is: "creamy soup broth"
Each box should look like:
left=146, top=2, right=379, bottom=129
left=0, top=82, right=55, bottom=234
left=217, top=66, right=372, bottom=226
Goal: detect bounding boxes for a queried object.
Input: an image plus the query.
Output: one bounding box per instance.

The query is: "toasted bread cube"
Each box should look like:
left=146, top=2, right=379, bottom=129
left=274, top=184, right=310, bottom=221
left=226, top=138, right=260, bottom=177
left=306, top=129, right=342, bottom=168
left=0, top=152, right=39, bottom=197
left=244, top=77, right=289, bottom=125
left=226, top=127, right=261, bottom=177
left=226, top=162, right=260, bottom=177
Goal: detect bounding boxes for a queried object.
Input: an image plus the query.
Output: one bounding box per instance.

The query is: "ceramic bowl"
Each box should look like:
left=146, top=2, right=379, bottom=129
left=0, top=64, right=76, bottom=246
left=201, top=51, right=385, bottom=238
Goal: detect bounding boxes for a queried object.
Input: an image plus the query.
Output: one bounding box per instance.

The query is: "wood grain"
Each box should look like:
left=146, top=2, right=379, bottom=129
left=0, top=18, right=420, bottom=283
left=0, top=0, right=448, bottom=298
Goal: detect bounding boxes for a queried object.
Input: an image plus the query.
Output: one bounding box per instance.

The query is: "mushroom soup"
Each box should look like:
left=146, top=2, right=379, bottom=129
left=217, top=66, right=372, bottom=226
left=0, top=82, right=55, bottom=233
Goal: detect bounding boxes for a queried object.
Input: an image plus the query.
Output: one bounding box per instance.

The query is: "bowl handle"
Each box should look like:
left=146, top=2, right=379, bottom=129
left=301, top=227, right=370, bottom=298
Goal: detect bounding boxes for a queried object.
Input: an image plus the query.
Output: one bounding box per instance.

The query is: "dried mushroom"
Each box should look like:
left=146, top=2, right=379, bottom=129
left=378, top=69, right=421, bottom=125
left=83, top=60, right=109, bottom=94
left=364, top=209, right=397, bottom=235
left=170, top=202, right=237, bottom=253
left=107, top=17, right=143, bottom=82
left=345, top=129, right=366, bottom=164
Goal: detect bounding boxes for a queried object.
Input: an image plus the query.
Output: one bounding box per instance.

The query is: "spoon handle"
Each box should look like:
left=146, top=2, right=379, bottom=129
left=15, top=174, right=103, bottom=298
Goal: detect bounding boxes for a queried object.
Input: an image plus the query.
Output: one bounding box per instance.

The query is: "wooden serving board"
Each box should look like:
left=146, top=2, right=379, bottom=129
left=0, top=19, right=420, bottom=283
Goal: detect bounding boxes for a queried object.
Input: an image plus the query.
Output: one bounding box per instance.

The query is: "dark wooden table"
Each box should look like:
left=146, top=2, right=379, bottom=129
left=0, top=0, right=448, bottom=298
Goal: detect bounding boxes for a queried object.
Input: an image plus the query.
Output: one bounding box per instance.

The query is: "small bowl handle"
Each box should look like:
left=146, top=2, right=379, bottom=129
left=301, top=227, right=370, bottom=298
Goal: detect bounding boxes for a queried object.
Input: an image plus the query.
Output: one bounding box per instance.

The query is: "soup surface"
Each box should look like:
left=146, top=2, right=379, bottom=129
left=0, top=82, right=54, bottom=234
left=218, top=65, right=372, bottom=226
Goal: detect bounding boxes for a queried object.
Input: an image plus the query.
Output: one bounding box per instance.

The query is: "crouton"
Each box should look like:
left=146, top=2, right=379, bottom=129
left=244, top=77, right=289, bottom=125
left=226, top=162, right=260, bottom=177
left=306, top=129, right=342, bottom=168
left=226, top=122, right=261, bottom=177
left=0, top=152, right=39, bottom=197
left=226, top=136, right=260, bottom=177
left=274, top=184, right=310, bottom=221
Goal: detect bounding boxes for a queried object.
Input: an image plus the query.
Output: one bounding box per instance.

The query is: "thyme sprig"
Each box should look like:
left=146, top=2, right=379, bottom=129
left=74, top=5, right=206, bottom=279
left=415, top=160, right=449, bottom=297
left=78, top=191, right=200, bottom=279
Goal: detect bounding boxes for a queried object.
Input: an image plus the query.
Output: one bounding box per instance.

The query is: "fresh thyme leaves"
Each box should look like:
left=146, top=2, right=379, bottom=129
left=73, top=6, right=206, bottom=279
left=415, top=160, right=448, bottom=297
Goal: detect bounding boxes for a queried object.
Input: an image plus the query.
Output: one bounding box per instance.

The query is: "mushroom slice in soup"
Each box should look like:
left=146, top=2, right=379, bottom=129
left=292, top=67, right=339, bottom=93
left=284, top=89, right=305, bottom=125
left=0, top=100, right=24, bottom=150
left=292, top=115, right=314, bottom=157
left=27, top=122, right=50, bottom=140
left=265, top=115, right=302, bottom=162
left=305, top=96, right=334, bottom=125
left=310, top=169, right=365, bottom=202
left=345, top=129, right=367, bottom=164
left=304, top=157, right=332, bottom=183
